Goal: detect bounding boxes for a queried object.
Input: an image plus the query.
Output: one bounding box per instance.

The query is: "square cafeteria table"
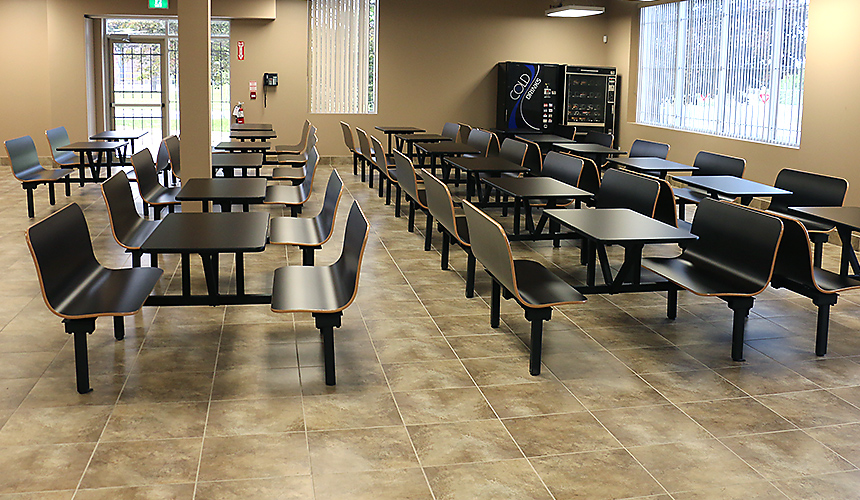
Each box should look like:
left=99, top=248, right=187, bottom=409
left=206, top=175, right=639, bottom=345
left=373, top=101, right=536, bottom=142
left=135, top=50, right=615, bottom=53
left=673, top=175, right=791, bottom=206
left=443, top=156, right=528, bottom=202
left=375, top=126, right=425, bottom=152
left=231, top=123, right=273, bottom=131
left=229, top=130, right=278, bottom=142
left=544, top=208, right=697, bottom=294
left=789, top=206, right=860, bottom=277
left=176, top=178, right=268, bottom=213
left=90, top=130, right=148, bottom=164
left=57, top=140, right=129, bottom=184
left=212, top=152, right=264, bottom=178
left=481, top=177, right=592, bottom=238
left=414, top=141, right=480, bottom=179
left=214, top=141, right=271, bottom=153
left=395, top=133, right=452, bottom=157
left=606, top=157, right=697, bottom=179
left=141, top=212, right=270, bottom=306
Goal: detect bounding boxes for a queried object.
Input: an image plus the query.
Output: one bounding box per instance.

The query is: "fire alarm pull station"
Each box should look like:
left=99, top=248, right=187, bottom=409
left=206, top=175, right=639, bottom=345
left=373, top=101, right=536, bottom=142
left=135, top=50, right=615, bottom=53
left=263, top=73, right=277, bottom=108
left=250, top=80, right=258, bottom=100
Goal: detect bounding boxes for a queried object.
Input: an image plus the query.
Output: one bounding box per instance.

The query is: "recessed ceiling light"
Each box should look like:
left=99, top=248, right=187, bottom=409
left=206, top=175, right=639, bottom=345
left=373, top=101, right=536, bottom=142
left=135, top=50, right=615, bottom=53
left=545, top=5, right=605, bottom=17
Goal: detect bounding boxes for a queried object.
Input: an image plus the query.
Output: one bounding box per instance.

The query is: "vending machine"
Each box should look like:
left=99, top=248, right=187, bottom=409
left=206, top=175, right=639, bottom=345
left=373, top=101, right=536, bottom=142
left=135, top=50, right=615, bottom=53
left=496, top=62, right=564, bottom=133
left=562, top=66, right=618, bottom=139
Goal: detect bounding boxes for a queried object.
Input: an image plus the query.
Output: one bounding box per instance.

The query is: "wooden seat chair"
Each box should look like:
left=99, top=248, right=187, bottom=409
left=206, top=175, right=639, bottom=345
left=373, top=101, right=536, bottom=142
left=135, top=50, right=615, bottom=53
left=269, top=170, right=344, bottom=265
left=45, top=126, right=80, bottom=169
left=643, top=199, right=784, bottom=361
left=394, top=150, right=433, bottom=250
left=675, top=151, right=745, bottom=220
left=769, top=213, right=860, bottom=356
left=271, top=132, right=318, bottom=184
left=457, top=123, right=472, bottom=144
left=155, top=140, right=172, bottom=185
left=582, top=130, right=613, bottom=147
left=766, top=168, right=848, bottom=267
left=462, top=200, right=586, bottom=375
left=26, top=203, right=163, bottom=393
left=131, top=150, right=180, bottom=220
left=4, top=135, right=73, bottom=218
left=101, top=171, right=161, bottom=268
left=264, top=146, right=320, bottom=216
left=355, top=127, right=378, bottom=188
left=370, top=135, right=401, bottom=211
left=270, top=124, right=317, bottom=168
left=419, top=168, right=476, bottom=298
left=340, top=121, right=362, bottom=177
left=271, top=201, right=369, bottom=386
left=628, top=139, right=670, bottom=159
left=518, top=136, right=543, bottom=175
left=163, top=135, right=181, bottom=183
left=273, top=119, right=310, bottom=154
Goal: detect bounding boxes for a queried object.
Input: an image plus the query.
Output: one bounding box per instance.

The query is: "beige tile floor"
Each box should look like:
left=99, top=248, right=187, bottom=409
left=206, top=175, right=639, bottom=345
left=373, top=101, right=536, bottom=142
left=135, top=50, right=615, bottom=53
left=0, top=159, right=859, bottom=499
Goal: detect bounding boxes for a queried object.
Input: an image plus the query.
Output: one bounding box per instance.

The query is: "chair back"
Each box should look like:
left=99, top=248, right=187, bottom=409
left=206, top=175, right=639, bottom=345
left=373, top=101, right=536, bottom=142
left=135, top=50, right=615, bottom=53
left=542, top=151, right=584, bottom=188
left=317, top=170, right=345, bottom=245
left=295, top=120, right=312, bottom=151
left=441, top=122, right=460, bottom=141
left=582, top=130, right=613, bottom=147
left=768, top=168, right=848, bottom=213
left=420, top=169, right=468, bottom=246
left=624, top=170, right=679, bottom=227
left=629, top=139, right=669, bottom=159
left=26, top=203, right=101, bottom=317
left=553, top=125, right=577, bottom=140
left=370, top=135, right=395, bottom=179
left=394, top=150, right=424, bottom=207
left=340, top=121, right=357, bottom=154
left=131, top=150, right=162, bottom=199
left=516, top=137, right=543, bottom=175
left=4, top=136, right=44, bottom=180
left=693, top=151, right=745, bottom=177
left=685, top=198, right=783, bottom=293
left=330, top=201, right=370, bottom=311
left=45, top=126, right=72, bottom=161
left=499, top=138, right=528, bottom=166
left=355, top=127, right=373, bottom=164
left=101, top=171, right=158, bottom=249
left=466, top=129, right=494, bottom=157
left=299, top=145, right=320, bottom=197
left=462, top=201, right=518, bottom=298
left=596, top=168, right=660, bottom=218
left=155, top=141, right=170, bottom=173
left=163, top=135, right=181, bottom=179
left=457, top=123, right=472, bottom=144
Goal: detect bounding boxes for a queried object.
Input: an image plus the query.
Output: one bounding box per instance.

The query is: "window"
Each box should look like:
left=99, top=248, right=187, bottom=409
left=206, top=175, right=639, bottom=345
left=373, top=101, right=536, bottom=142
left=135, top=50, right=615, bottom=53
left=636, top=0, right=809, bottom=147
left=104, top=18, right=231, bottom=145
left=309, top=0, right=378, bottom=114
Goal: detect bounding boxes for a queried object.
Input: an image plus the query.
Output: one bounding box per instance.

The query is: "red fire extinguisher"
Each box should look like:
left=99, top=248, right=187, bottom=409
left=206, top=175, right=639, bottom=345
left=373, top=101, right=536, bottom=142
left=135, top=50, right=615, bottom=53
left=232, top=102, right=245, bottom=124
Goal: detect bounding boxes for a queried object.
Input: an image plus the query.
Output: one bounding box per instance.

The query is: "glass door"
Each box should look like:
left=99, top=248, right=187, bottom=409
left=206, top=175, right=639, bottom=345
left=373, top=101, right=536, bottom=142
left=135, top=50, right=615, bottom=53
left=108, top=37, right=168, bottom=154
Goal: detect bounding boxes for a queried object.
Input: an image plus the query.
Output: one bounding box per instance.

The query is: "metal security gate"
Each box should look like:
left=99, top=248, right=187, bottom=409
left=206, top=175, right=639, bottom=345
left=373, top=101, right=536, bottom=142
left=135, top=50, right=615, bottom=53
left=108, top=38, right=168, bottom=154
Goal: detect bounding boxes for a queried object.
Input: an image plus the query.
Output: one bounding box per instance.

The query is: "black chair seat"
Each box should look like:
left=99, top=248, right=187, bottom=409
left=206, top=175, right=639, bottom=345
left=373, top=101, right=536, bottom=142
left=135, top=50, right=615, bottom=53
left=19, top=166, right=74, bottom=183
left=142, top=186, right=181, bottom=206
left=513, top=260, right=586, bottom=306
left=642, top=257, right=767, bottom=297
left=766, top=210, right=834, bottom=233
left=6, top=135, right=74, bottom=218
left=813, top=268, right=860, bottom=293
left=264, top=184, right=310, bottom=205
left=272, top=165, right=307, bottom=181
left=53, top=266, right=162, bottom=318
left=270, top=152, right=308, bottom=165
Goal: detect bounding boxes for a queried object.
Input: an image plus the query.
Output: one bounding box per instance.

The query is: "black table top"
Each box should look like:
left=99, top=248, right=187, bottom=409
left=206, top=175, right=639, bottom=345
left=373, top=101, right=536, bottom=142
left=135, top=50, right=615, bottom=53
left=445, top=156, right=529, bottom=174
left=789, top=206, right=860, bottom=230
left=415, top=142, right=480, bottom=155
left=176, top=178, right=268, bottom=202
left=395, top=133, right=452, bottom=143
left=214, top=141, right=271, bottom=152
left=90, top=130, right=148, bottom=141
left=376, top=126, right=425, bottom=134
left=482, top=177, right=592, bottom=200
left=544, top=208, right=696, bottom=244
left=673, top=175, right=791, bottom=198
left=58, top=141, right=128, bottom=152
left=607, top=157, right=697, bottom=173
left=555, top=143, right=627, bottom=155
left=140, top=212, right=270, bottom=253
left=229, top=130, right=278, bottom=140
left=231, top=123, right=273, bottom=131
left=212, top=153, right=264, bottom=168
left=517, top=134, right=576, bottom=144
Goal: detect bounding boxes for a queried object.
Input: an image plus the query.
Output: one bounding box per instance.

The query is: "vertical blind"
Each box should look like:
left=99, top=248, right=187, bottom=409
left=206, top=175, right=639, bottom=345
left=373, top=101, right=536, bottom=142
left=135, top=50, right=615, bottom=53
left=309, top=0, right=378, bottom=114
left=637, top=0, right=809, bottom=147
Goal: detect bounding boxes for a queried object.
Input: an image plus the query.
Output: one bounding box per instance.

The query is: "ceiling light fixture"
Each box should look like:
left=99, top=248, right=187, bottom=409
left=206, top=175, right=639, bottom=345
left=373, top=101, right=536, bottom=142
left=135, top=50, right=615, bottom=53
left=545, top=4, right=605, bottom=17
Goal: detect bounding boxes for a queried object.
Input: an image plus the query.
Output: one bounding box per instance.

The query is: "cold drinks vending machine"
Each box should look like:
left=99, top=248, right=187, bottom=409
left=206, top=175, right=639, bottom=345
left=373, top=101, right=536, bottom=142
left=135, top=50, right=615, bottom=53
left=563, top=66, right=618, bottom=140
left=496, top=62, right=564, bottom=133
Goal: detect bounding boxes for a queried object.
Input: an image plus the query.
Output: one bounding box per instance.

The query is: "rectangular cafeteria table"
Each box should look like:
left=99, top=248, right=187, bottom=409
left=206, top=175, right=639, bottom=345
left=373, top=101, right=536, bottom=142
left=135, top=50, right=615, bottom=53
left=176, top=178, right=268, bottom=213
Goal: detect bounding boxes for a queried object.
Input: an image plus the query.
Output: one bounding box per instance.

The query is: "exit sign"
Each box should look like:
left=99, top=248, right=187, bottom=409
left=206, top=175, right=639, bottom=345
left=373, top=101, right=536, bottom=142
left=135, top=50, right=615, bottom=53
left=149, top=0, right=168, bottom=8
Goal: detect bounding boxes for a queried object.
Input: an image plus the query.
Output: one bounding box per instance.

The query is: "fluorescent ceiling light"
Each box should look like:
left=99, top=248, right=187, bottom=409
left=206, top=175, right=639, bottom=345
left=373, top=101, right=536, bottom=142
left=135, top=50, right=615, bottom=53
left=546, top=5, right=605, bottom=17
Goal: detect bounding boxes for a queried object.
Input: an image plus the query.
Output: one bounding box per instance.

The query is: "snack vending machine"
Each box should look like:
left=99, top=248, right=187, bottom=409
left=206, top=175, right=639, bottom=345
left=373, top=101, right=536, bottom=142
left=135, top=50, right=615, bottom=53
left=562, top=65, right=618, bottom=139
